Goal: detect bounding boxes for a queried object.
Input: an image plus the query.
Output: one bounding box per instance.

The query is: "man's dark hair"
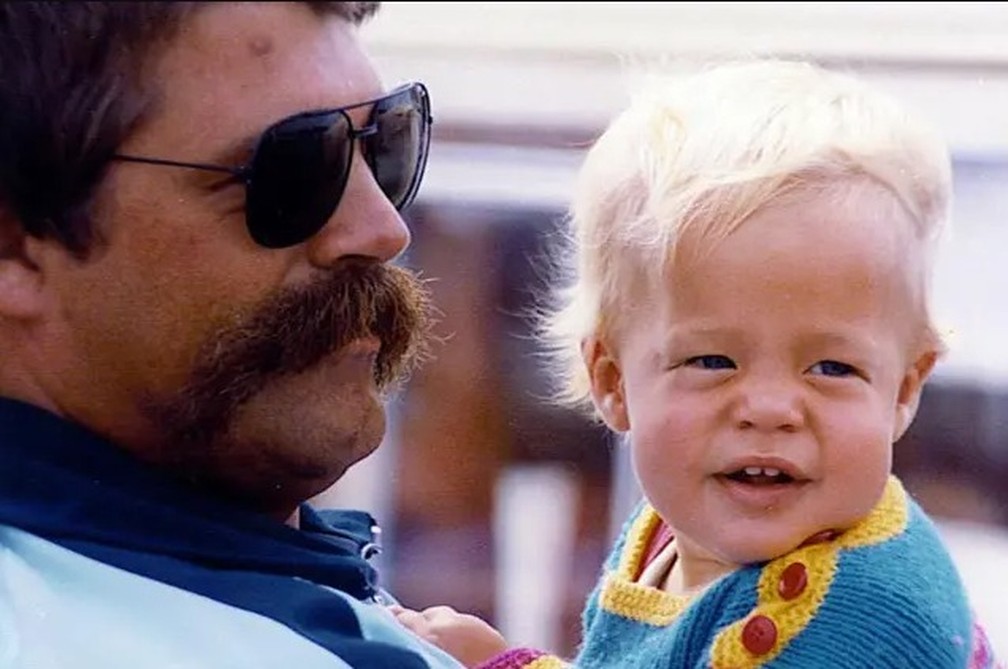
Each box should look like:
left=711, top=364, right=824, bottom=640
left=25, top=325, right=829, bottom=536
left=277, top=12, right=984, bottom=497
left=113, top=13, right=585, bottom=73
left=0, top=2, right=379, bottom=256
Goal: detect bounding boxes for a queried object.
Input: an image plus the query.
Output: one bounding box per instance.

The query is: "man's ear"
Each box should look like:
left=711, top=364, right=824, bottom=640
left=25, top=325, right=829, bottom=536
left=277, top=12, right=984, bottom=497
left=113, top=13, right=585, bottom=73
left=892, top=348, right=940, bottom=442
left=582, top=335, right=629, bottom=433
left=0, top=209, right=49, bottom=320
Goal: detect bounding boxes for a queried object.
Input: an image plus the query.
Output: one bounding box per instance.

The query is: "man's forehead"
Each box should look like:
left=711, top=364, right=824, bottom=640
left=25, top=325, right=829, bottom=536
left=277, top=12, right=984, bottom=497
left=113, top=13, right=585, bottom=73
left=129, top=2, right=381, bottom=156
left=166, top=3, right=381, bottom=101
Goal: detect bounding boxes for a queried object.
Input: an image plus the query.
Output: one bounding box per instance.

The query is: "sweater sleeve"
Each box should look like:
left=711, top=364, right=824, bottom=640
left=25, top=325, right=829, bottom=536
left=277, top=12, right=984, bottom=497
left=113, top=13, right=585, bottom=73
left=473, top=648, right=570, bottom=669
left=967, top=619, right=1004, bottom=669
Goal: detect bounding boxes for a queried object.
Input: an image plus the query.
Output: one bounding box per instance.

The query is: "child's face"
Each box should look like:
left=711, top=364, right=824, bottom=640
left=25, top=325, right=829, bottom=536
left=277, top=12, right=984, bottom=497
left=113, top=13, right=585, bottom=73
left=595, top=185, right=936, bottom=568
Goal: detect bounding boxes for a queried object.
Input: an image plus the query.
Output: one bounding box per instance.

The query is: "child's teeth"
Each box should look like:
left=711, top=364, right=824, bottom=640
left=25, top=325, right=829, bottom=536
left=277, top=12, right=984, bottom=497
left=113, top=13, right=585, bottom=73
left=763, top=467, right=781, bottom=477
left=744, top=466, right=763, bottom=476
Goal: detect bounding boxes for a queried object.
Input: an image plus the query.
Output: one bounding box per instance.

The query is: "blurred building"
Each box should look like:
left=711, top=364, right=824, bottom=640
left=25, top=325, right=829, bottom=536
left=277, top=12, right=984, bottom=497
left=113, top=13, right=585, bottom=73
left=319, top=2, right=1008, bottom=659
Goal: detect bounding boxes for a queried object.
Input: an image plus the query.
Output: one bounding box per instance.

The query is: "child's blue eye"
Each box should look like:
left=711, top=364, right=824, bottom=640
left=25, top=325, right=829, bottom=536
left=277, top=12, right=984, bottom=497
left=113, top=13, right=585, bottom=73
left=809, top=360, right=856, bottom=377
left=683, top=355, right=736, bottom=370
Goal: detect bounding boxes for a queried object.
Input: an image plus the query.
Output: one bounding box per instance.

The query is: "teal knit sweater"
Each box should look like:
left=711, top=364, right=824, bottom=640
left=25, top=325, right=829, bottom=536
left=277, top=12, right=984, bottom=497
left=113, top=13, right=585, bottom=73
left=479, top=477, right=998, bottom=669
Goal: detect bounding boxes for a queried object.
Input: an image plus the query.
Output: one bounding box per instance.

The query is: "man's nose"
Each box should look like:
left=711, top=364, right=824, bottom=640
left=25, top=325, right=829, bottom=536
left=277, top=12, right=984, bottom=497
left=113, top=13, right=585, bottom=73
left=305, top=154, right=412, bottom=268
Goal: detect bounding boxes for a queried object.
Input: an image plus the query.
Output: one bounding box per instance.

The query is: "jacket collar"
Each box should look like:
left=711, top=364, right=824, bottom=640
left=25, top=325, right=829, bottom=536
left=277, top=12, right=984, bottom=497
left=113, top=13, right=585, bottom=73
left=0, top=396, right=380, bottom=599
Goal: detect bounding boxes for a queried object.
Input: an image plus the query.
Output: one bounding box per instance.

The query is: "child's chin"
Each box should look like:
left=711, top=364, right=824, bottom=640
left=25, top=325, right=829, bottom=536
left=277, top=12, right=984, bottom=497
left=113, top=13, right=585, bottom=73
left=722, top=535, right=812, bottom=566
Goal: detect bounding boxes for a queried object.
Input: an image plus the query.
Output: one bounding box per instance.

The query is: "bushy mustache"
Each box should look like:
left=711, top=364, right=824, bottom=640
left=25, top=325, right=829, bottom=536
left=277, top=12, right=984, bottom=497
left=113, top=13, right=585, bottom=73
left=152, top=261, right=434, bottom=447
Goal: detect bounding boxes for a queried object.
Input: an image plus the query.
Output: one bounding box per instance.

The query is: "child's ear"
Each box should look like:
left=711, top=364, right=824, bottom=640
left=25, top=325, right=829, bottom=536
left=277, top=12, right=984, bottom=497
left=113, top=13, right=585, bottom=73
left=892, top=348, right=939, bottom=442
left=582, top=335, right=629, bottom=432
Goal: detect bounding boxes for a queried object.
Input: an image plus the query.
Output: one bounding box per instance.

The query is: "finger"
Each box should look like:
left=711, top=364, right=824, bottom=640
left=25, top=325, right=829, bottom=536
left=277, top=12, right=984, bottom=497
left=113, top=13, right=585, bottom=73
left=393, top=608, right=429, bottom=632
left=421, top=605, right=459, bottom=619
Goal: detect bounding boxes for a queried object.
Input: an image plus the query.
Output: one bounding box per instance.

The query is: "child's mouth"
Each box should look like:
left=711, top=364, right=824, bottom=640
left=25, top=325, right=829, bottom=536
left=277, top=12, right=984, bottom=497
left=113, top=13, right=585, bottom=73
left=724, top=467, right=796, bottom=486
left=715, top=464, right=810, bottom=510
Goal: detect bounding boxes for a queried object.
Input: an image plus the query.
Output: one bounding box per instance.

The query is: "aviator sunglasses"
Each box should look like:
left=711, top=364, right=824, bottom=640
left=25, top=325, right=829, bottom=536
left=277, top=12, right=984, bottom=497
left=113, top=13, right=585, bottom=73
left=111, top=82, right=432, bottom=249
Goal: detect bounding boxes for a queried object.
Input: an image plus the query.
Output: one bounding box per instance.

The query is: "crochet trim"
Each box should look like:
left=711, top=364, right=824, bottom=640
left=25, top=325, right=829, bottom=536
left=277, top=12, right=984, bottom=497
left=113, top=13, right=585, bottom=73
left=709, top=476, right=908, bottom=668
left=598, top=500, right=694, bottom=625
left=526, top=657, right=569, bottom=669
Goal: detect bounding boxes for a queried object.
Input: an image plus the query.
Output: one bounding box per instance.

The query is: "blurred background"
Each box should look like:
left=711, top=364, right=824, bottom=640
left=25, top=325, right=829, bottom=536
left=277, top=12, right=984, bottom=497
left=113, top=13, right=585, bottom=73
left=317, top=1, right=1008, bottom=659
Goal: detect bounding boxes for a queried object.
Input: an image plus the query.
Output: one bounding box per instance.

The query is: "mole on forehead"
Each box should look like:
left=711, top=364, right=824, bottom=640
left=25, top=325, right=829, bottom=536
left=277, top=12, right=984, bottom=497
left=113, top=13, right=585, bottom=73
left=247, top=35, right=274, bottom=57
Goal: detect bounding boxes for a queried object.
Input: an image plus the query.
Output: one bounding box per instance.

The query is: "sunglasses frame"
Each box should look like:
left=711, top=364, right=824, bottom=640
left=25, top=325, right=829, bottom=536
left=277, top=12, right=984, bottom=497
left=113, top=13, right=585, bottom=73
left=111, top=81, right=432, bottom=248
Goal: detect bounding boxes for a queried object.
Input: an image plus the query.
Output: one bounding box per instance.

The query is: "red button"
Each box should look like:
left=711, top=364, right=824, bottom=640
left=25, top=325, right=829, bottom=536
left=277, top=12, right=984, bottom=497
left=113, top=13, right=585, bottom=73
left=777, top=562, right=808, bottom=600
left=742, top=615, right=777, bottom=655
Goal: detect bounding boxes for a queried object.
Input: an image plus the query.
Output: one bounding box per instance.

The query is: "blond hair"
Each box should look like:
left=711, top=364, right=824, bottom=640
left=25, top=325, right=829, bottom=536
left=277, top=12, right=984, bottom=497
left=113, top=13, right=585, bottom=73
left=542, top=58, right=952, bottom=413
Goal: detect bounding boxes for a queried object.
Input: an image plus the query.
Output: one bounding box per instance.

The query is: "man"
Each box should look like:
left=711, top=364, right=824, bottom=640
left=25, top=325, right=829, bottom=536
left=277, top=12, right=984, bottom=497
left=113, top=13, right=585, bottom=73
left=0, top=3, right=458, bottom=667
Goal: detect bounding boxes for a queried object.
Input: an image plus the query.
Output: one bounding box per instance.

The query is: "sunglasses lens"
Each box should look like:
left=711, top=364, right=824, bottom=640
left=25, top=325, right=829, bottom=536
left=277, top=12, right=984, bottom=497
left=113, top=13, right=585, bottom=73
left=244, top=83, right=430, bottom=249
left=366, top=84, right=431, bottom=210
left=245, top=112, right=352, bottom=249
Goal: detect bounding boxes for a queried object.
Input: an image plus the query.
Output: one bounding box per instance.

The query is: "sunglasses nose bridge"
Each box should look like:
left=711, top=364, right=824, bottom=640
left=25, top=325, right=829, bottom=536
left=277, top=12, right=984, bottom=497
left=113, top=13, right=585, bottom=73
left=349, top=123, right=378, bottom=140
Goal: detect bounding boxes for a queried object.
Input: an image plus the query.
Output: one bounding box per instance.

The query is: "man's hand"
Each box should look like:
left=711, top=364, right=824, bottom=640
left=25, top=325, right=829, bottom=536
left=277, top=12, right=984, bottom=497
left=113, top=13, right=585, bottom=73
left=388, top=604, right=509, bottom=668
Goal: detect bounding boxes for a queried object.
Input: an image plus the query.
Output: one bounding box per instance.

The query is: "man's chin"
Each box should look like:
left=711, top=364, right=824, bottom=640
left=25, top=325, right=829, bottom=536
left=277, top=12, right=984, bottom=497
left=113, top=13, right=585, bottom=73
left=187, top=368, right=387, bottom=513
left=205, top=423, right=382, bottom=520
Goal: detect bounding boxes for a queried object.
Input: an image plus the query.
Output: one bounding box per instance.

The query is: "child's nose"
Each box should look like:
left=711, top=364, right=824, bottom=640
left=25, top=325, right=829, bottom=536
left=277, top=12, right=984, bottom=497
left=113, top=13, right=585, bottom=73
left=731, top=378, right=805, bottom=433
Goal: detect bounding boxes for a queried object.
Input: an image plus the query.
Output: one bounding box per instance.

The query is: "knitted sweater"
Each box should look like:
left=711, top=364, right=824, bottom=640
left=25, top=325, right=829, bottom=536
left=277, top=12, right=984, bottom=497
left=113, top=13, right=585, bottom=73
left=481, top=477, right=998, bottom=669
